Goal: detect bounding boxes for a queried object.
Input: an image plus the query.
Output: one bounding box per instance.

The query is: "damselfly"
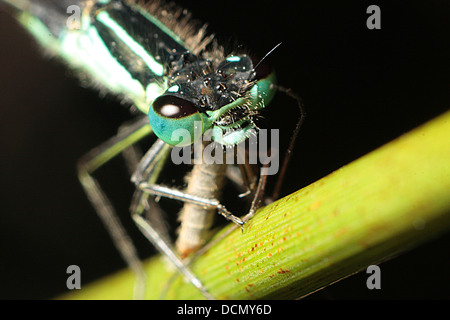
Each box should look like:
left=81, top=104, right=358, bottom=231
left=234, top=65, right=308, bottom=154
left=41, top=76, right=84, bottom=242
left=1, top=0, right=304, bottom=299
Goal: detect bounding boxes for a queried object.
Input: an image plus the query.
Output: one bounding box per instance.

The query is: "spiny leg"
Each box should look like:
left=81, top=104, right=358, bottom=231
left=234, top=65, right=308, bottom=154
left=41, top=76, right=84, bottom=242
left=242, top=165, right=269, bottom=222
left=154, top=157, right=268, bottom=299
left=225, top=162, right=259, bottom=200
left=133, top=143, right=245, bottom=229
left=129, top=143, right=216, bottom=300
left=138, top=183, right=245, bottom=227
left=132, top=206, right=215, bottom=300
left=118, top=119, right=144, bottom=176
left=117, top=122, right=171, bottom=238
left=131, top=140, right=268, bottom=299
left=134, top=146, right=257, bottom=232
left=77, top=116, right=152, bottom=299
left=236, top=161, right=258, bottom=198
left=271, top=85, right=306, bottom=201
left=170, top=163, right=269, bottom=297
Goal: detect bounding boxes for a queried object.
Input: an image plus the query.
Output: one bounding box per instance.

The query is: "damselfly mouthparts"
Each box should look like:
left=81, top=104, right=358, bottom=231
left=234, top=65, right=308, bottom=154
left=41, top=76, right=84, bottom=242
left=1, top=0, right=304, bottom=299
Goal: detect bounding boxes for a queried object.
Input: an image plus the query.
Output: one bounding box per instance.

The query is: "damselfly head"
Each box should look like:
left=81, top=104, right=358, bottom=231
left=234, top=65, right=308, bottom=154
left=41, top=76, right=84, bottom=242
left=147, top=53, right=277, bottom=147
left=148, top=53, right=276, bottom=147
left=166, top=54, right=255, bottom=111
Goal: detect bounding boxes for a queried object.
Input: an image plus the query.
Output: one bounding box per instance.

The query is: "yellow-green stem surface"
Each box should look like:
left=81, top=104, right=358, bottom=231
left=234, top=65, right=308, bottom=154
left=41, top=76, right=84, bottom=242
left=63, top=110, right=450, bottom=300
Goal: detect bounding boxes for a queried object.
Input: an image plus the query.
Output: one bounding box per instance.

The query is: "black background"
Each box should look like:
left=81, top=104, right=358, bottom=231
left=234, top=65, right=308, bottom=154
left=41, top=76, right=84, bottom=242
left=0, top=0, right=449, bottom=299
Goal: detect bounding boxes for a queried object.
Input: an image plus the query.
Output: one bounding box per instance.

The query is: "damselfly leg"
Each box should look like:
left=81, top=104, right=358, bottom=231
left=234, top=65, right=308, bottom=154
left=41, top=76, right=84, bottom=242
left=78, top=119, right=228, bottom=299
left=77, top=116, right=153, bottom=299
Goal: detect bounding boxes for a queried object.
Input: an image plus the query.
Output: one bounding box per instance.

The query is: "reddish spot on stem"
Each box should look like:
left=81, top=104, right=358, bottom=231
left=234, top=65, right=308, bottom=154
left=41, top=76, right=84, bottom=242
left=278, top=268, right=290, bottom=274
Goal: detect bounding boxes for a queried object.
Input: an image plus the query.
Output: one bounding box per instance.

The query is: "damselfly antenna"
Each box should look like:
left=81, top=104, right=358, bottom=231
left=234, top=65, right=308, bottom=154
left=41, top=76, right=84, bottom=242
left=252, top=42, right=283, bottom=74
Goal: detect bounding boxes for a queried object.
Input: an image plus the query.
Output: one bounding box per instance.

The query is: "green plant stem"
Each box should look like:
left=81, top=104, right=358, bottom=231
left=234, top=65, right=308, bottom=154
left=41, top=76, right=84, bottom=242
left=63, top=110, right=450, bottom=300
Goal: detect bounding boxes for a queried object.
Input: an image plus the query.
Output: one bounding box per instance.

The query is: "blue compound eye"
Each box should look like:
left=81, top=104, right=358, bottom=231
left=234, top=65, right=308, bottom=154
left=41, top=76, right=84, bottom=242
left=153, top=95, right=198, bottom=119
left=149, top=95, right=204, bottom=146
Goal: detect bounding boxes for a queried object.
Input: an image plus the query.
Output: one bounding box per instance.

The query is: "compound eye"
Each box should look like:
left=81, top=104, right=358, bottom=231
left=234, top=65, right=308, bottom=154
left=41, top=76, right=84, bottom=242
left=153, top=95, right=198, bottom=119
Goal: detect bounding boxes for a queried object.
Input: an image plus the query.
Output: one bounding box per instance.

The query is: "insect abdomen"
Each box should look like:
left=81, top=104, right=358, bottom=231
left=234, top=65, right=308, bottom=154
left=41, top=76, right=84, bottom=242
left=176, top=163, right=227, bottom=258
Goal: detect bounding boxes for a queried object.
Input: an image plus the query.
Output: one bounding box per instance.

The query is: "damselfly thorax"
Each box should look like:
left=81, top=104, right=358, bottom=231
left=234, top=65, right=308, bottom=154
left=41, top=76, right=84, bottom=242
left=1, top=0, right=304, bottom=299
